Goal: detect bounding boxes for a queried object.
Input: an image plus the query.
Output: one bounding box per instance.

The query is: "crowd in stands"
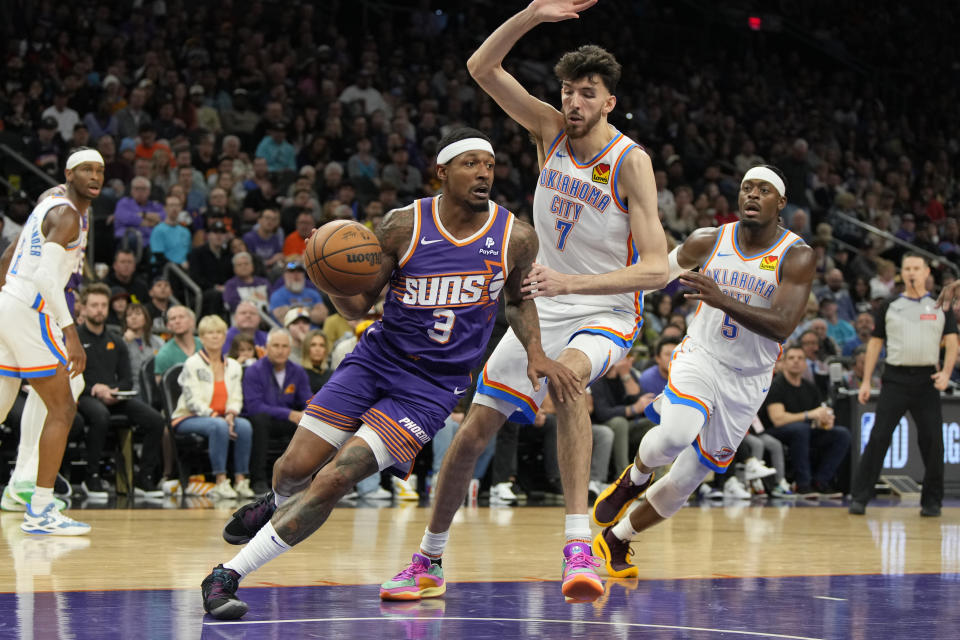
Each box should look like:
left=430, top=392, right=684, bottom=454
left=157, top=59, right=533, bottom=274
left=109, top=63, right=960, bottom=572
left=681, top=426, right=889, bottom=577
left=0, top=1, right=958, bottom=503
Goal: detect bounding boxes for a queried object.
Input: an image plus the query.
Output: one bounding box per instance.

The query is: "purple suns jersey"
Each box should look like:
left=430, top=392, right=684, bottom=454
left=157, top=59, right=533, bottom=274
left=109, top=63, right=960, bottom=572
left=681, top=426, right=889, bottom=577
left=362, top=196, right=515, bottom=376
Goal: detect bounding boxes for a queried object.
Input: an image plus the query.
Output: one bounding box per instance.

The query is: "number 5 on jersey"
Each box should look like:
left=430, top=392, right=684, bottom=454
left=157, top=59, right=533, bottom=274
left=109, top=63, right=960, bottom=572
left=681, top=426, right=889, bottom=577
left=721, top=313, right=739, bottom=340
left=429, top=309, right=456, bottom=343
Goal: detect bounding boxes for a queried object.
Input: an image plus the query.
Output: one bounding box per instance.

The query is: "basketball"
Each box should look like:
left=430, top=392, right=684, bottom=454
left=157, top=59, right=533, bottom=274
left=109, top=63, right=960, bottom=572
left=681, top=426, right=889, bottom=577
left=304, top=220, right=383, bottom=296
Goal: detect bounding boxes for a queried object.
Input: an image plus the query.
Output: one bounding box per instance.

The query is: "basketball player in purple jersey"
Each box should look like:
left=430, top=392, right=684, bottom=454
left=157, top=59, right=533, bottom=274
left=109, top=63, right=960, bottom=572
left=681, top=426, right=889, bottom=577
left=200, top=127, right=580, bottom=620
left=590, top=165, right=817, bottom=578
left=383, top=0, right=668, bottom=604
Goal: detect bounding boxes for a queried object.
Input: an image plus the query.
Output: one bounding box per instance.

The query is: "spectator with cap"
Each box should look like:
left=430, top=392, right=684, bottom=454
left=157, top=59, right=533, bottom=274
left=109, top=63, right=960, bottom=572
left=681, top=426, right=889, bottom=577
left=225, top=300, right=268, bottom=359
left=255, top=120, right=297, bottom=173
left=188, top=220, right=233, bottom=316
left=113, top=176, right=165, bottom=251
left=223, top=251, right=270, bottom=312
left=41, top=89, right=80, bottom=143
left=28, top=117, right=63, bottom=182
left=242, top=327, right=313, bottom=494
left=268, top=260, right=325, bottom=325
left=107, top=287, right=131, bottom=329
left=190, top=84, right=222, bottom=135
left=283, top=307, right=314, bottom=366
left=146, top=277, right=174, bottom=336
left=150, top=193, right=192, bottom=269
left=104, top=248, right=151, bottom=304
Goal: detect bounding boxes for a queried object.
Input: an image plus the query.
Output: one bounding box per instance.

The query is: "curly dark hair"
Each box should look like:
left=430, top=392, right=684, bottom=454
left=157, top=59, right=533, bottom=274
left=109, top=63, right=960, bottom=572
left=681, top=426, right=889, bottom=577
left=553, top=45, right=622, bottom=94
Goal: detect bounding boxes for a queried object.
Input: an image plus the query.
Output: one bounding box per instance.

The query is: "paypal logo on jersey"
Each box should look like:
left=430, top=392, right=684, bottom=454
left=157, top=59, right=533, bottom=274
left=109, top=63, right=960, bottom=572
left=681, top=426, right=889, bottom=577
left=479, top=236, right=499, bottom=256
left=401, top=271, right=504, bottom=307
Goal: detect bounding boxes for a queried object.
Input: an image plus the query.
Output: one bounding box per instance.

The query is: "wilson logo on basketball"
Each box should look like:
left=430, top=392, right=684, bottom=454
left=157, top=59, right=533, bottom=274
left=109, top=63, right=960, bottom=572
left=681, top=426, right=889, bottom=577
left=346, top=252, right=382, bottom=265
left=759, top=255, right=778, bottom=271
left=592, top=163, right=611, bottom=185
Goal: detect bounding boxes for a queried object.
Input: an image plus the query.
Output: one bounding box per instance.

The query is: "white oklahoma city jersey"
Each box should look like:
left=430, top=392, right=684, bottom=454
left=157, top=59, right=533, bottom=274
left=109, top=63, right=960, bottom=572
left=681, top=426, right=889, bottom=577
left=3, top=194, right=87, bottom=310
left=532, top=127, right=644, bottom=319
left=686, top=222, right=804, bottom=375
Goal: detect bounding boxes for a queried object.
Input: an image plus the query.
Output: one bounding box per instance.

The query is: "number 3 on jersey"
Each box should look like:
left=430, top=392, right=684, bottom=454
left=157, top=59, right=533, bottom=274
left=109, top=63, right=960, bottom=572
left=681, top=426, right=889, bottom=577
left=428, top=309, right=456, bottom=343
left=720, top=313, right=739, bottom=340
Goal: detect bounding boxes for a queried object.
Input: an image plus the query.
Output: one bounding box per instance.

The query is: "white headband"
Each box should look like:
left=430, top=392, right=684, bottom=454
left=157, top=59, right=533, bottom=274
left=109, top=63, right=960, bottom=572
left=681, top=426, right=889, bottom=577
left=66, top=149, right=105, bottom=170
left=742, top=166, right=786, bottom=198
left=436, top=138, right=495, bottom=165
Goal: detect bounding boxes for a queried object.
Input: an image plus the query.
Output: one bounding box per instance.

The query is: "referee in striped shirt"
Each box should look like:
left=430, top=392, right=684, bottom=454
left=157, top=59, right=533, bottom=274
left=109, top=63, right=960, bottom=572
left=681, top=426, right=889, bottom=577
left=850, top=254, right=958, bottom=517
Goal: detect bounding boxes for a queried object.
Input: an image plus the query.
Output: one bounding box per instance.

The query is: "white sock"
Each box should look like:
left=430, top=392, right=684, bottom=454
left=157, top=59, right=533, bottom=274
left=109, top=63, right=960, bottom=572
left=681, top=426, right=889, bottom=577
left=12, top=388, right=46, bottom=485
left=629, top=463, right=651, bottom=487
left=564, top=514, right=591, bottom=542
left=274, top=493, right=290, bottom=507
left=611, top=515, right=639, bottom=542
left=419, top=528, right=449, bottom=558
left=31, top=486, right=54, bottom=511
left=223, top=521, right=291, bottom=578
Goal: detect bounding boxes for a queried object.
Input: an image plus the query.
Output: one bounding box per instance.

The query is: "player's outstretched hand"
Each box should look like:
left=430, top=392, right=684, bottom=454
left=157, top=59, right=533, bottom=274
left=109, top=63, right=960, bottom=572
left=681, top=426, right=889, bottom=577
left=529, top=0, right=598, bottom=23
left=522, top=263, right=570, bottom=299
left=679, top=271, right=725, bottom=308
left=936, top=280, right=960, bottom=310
left=527, top=353, right=582, bottom=403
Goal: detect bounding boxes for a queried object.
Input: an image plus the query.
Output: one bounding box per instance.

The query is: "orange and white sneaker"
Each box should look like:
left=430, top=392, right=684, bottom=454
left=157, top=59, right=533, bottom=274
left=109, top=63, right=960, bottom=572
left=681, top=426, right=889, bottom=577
left=561, top=540, right=603, bottom=603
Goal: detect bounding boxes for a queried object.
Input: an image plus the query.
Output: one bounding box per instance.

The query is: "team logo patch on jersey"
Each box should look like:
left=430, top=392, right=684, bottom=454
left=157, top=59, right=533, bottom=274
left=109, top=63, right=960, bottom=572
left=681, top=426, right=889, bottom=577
left=759, top=255, right=779, bottom=271
left=592, top=163, right=611, bottom=185
left=284, top=384, right=296, bottom=394
left=714, top=447, right=735, bottom=461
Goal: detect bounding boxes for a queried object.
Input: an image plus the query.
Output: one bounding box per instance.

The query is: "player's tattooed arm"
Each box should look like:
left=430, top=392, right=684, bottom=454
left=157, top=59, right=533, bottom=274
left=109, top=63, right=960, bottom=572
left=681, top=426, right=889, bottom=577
left=272, top=442, right=379, bottom=546
left=326, top=206, right=412, bottom=320
left=504, top=220, right=582, bottom=401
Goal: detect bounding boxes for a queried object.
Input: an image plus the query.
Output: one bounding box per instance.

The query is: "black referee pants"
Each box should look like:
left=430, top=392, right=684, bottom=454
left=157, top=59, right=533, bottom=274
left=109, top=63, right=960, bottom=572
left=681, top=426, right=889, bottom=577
left=851, top=367, right=944, bottom=509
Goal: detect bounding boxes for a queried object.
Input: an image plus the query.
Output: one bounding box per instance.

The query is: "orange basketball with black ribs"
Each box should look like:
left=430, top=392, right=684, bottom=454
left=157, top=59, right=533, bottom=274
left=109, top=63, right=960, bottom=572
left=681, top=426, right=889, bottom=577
left=304, top=220, right=383, bottom=296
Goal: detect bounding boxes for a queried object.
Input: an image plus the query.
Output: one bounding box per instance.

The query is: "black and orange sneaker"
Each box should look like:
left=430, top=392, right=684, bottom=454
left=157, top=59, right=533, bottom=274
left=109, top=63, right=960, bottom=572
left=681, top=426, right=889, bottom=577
left=592, top=465, right=653, bottom=527
left=201, top=564, right=248, bottom=620
left=592, top=526, right=638, bottom=578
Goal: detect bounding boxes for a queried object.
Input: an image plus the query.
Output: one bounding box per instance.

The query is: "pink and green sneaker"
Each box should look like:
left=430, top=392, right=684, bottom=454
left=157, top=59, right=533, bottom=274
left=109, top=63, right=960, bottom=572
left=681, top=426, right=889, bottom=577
left=561, top=540, right=604, bottom=603
left=380, top=553, right=446, bottom=601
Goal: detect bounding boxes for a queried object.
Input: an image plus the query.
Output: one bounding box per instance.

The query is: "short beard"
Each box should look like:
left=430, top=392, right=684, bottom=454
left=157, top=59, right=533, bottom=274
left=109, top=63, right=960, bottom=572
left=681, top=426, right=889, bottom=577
left=564, top=109, right=603, bottom=139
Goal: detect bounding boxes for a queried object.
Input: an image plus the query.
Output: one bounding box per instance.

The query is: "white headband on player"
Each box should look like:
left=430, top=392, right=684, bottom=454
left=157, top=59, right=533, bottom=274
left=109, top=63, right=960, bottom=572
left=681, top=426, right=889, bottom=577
left=436, top=138, right=495, bottom=165
left=741, top=166, right=786, bottom=198
left=65, top=149, right=105, bottom=170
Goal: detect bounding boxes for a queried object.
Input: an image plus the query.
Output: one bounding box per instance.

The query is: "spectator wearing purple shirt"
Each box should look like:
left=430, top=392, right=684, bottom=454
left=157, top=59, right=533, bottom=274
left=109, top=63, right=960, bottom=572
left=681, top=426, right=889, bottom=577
left=113, top=176, right=164, bottom=246
left=223, top=252, right=270, bottom=312
left=242, top=208, right=285, bottom=276
left=242, top=328, right=312, bottom=492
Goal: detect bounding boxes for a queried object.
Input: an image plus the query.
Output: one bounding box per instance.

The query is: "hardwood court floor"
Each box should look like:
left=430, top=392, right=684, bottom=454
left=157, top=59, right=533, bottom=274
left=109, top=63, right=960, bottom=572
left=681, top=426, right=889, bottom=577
left=1, top=499, right=958, bottom=639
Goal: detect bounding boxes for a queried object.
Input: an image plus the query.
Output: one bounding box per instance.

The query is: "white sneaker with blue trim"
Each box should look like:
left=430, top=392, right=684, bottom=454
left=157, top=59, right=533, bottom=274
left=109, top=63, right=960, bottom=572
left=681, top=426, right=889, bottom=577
left=21, top=503, right=91, bottom=536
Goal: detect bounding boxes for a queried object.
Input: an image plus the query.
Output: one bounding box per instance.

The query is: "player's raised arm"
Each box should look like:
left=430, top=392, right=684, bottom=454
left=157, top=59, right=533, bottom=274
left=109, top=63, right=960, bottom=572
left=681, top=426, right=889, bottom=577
left=325, top=207, right=410, bottom=320
left=503, top=220, right=582, bottom=402
left=467, top=0, right=596, bottom=143
left=681, top=243, right=817, bottom=343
